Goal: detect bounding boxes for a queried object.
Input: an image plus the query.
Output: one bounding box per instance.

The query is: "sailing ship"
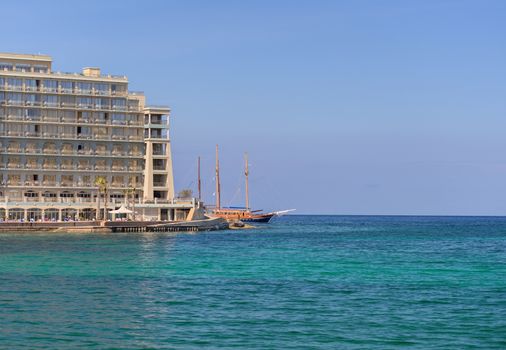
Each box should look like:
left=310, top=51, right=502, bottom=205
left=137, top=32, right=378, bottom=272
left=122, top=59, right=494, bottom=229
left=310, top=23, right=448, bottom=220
left=206, top=145, right=294, bottom=223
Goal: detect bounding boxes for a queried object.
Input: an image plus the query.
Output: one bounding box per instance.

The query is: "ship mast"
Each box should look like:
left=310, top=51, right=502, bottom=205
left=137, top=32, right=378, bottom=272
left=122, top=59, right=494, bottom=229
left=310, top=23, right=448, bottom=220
left=215, top=145, right=221, bottom=209
left=197, top=156, right=202, bottom=200
left=244, top=152, right=250, bottom=211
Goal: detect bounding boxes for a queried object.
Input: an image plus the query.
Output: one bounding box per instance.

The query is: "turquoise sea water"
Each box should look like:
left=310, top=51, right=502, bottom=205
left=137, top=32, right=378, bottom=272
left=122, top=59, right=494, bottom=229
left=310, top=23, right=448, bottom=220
left=1, top=215, right=505, bottom=349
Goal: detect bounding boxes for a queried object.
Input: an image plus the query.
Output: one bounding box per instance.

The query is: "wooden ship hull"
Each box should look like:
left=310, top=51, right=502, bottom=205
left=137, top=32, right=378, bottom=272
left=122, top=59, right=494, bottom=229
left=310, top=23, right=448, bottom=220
left=210, top=209, right=275, bottom=223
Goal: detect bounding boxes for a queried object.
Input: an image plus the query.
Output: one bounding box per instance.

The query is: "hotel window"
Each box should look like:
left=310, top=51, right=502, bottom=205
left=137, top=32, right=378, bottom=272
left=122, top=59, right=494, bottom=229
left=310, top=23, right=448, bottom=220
left=25, top=108, right=41, bottom=121
left=59, top=80, right=73, bottom=93
left=94, top=97, right=110, bottom=110
left=93, top=126, right=107, bottom=138
left=77, top=126, right=92, bottom=137
left=129, top=160, right=140, bottom=171
left=25, top=94, right=37, bottom=106
left=7, top=174, right=21, bottom=184
left=42, top=125, right=58, bottom=138
left=95, top=160, right=106, bottom=170
left=150, top=129, right=167, bottom=139
left=25, top=142, right=38, bottom=153
left=7, top=141, right=20, bottom=151
left=61, top=125, right=74, bottom=138
left=111, top=176, right=124, bottom=186
left=152, top=143, right=166, bottom=155
left=94, top=112, right=108, bottom=123
left=0, top=78, right=4, bottom=87
left=110, top=192, right=125, bottom=199
left=153, top=175, right=166, bottom=186
left=60, top=95, right=75, bottom=107
left=77, top=82, right=92, bottom=94
left=112, top=98, right=126, bottom=111
left=25, top=124, right=40, bottom=136
left=42, top=175, right=56, bottom=185
left=43, top=95, right=58, bottom=107
left=111, top=113, right=126, bottom=124
left=82, top=176, right=92, bottom=186
left=127, top=99, right=139, bottom=111
left=7, top=108, right=23, bottom=118
left=77, top=97, right=93, bottom=108
left=15, top=64, right=31, bottom=72
left=77, top=111, right=92, bottom=122
left=43, top=80, right=58, bottom=92
left=61, top=159, right=73, bottom=170
left=7, top=156, right=21, bottom=168
left=112, top=161, right=123, bottom=171
left=111, top=128, right=125, bottom=140
left=42, top=109, right=58, bottom=121
left=0, top=62, right=13, bottom=71
left=61, top=143, right=73, bottom=154
left=7, top=78, right=22, bottom=90
left=77, top=191, right=91, bottom=198
left=95, top=144, right=107, bottom=155
left=7, top=93, right=22, bottom=105
left=126, top=114, right=139, bottom=125
left=61, top=176, right=74, bottom=186
left=111, top=84, right=127, bottom=95
left=153, top=159, right=166, bottom=170
left=130, top=129, right=142, bottom=140
left=112, top=144, right=124, bottom=155
left=33, top=65, right=48, bottom=73
left=150, top=114, right=167, bottom=124
left=24, top=190, right=38, bottom=198
left=24, top=79, right=37, bottom=91
left=60, top=110, right=75, bottom=122
left=42, top=158, right=57, bottom=168
left=94, top=83, right=109, bottom=95
left=29, top=174, right=39, bottom=182
left=127, top=176, right=136, bottom=187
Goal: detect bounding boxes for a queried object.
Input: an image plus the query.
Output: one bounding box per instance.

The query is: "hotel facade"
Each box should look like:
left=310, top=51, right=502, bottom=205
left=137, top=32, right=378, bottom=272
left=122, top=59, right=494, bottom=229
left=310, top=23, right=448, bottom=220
left=0, top=53, right=195, bottom=222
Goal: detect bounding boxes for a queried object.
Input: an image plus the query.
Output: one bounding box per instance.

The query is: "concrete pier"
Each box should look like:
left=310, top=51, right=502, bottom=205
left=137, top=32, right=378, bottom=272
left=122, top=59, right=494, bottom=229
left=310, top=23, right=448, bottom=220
left=0, top=217, right=229, bottom=233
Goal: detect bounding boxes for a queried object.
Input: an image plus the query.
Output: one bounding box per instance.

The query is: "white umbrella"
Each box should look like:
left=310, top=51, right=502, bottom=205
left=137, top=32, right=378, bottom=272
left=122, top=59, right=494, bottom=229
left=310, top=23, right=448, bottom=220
left=109, top=205, right=133, bottom=214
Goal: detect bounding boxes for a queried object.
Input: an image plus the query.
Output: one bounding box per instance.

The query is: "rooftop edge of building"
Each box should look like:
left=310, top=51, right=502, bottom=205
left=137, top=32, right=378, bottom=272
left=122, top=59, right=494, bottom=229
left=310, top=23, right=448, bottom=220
left=145, top=106, right=171, bottom=114
left=0, top=52, right=128, bottom=82
left=0, top=52, right=52, bottom=62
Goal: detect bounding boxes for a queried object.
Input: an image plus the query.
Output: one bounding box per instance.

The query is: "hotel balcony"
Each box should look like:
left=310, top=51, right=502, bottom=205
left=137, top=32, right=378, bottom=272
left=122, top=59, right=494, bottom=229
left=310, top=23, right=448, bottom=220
left=1, top=164, right=143, bottom=173
left=0, top=149, right=142, bottom=158
left=0, top=99, right=141, bottom=113
left=0, top=131, right=144, bottom=142
left=0, top=84, right=129, bottom=98
left=1, top=115, right=144, bottom=127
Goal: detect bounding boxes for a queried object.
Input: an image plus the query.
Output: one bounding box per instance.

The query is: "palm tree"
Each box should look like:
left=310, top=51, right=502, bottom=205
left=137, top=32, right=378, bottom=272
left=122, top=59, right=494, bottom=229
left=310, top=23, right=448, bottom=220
left=95, top=176, right=108, bottom=221
left=123, top=186, right=137, bottom=221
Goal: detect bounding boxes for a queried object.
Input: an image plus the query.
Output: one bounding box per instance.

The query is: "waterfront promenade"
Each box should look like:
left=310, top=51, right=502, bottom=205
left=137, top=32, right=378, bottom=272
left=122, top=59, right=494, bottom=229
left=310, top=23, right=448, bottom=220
left=0, top=217, right=229, bottom=233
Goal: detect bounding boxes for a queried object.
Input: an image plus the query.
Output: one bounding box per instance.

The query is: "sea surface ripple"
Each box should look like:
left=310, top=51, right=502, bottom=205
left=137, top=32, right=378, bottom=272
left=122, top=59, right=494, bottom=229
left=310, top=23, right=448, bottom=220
left=1, top=215, right=505, bottom=349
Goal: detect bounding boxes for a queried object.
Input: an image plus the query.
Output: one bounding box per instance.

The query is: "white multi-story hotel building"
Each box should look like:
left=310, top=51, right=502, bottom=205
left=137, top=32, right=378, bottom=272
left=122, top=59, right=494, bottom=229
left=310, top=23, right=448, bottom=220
left=0, top=52, right=194, bottom=222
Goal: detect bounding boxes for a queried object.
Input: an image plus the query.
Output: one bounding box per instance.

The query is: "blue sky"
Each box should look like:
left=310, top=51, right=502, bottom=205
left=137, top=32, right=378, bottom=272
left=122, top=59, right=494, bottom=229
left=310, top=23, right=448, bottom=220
left=3, top=0, right=506, bottom=214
